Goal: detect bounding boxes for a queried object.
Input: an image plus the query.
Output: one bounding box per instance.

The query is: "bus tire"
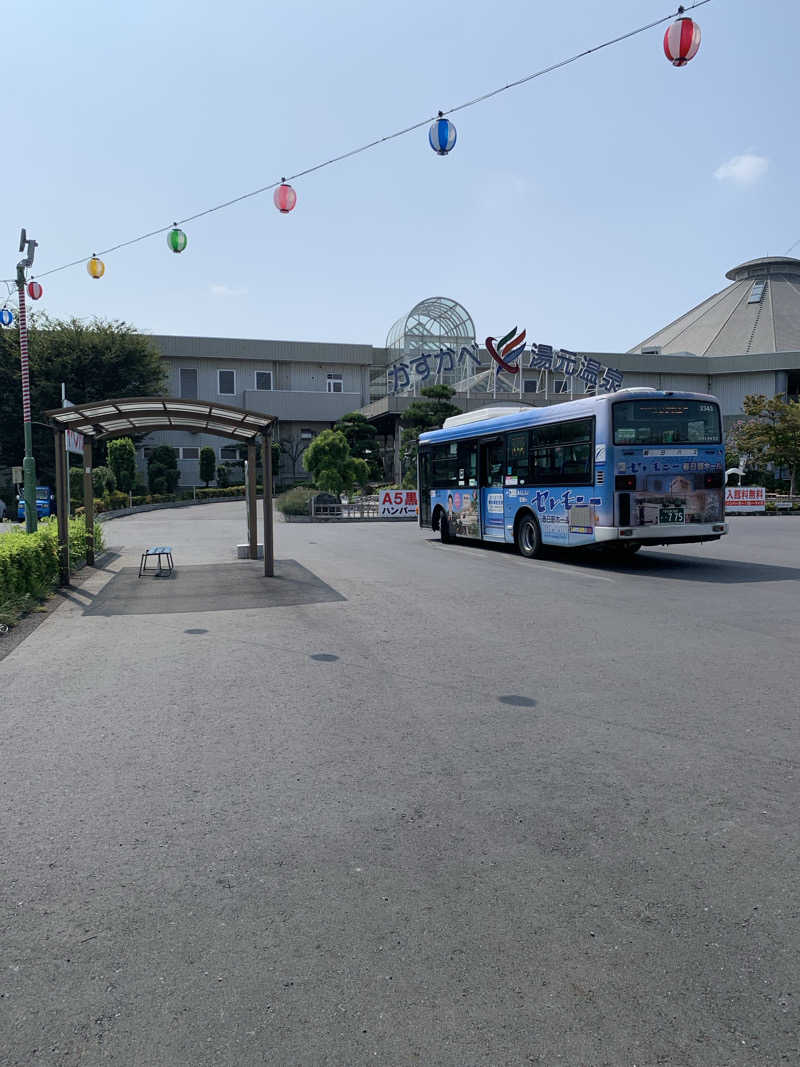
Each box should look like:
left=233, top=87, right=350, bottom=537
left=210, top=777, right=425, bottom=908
left=439, top=512, right=452, bottom=544
left=515, top=511, right=543, bottom=559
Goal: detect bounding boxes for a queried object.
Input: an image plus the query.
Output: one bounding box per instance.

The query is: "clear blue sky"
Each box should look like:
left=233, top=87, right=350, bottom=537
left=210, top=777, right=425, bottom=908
left=2, top=0, right=794, bottom=353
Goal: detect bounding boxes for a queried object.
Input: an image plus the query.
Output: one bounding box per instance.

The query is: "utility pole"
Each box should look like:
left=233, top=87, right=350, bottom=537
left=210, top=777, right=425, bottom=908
left=16, top=229, right=38, bottom=533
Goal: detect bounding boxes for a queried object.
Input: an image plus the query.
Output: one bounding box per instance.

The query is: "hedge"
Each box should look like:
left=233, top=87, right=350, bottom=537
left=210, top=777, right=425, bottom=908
left=0, top=516, right=105, bottom=627
left=275, top=486, right=317, bottom=516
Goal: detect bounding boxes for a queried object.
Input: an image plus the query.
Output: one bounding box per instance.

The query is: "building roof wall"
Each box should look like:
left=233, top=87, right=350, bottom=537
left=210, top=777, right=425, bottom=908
left=629, top=257, right=800, bottom=356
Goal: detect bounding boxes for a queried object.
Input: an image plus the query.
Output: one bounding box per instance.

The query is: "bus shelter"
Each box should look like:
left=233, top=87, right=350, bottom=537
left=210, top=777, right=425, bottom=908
left=44, top=397, right=277, bottom=585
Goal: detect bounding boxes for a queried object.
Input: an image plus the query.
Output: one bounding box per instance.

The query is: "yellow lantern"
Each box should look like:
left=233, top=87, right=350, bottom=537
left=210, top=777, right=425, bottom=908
left=87, top=255, right=105, bottom=279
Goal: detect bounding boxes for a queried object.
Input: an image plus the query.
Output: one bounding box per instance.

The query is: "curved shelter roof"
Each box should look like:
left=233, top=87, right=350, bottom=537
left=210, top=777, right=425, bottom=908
left=629, top=256, right=800, bottom=356
left=44, top=397, right=276, bottom=441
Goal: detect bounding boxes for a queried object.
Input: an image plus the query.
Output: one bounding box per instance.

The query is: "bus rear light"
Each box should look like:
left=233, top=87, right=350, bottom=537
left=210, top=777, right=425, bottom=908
left=712, top=524, right=726, bottom=532
left=619, top=529, right=633, bottom=537
left=615, top=474, right=636, bottom=490
left=704, top=472, right=724, bottom=488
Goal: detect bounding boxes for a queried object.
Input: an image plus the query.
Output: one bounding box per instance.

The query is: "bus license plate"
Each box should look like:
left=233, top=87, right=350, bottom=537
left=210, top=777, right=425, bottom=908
left=660, top=509, right=684, bottom=524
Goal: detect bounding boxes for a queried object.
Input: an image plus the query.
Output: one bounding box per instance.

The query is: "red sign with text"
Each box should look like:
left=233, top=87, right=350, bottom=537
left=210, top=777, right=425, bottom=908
left=379, top=490, right=418, bottom=518
left=725, top=486, right=765, bottom=513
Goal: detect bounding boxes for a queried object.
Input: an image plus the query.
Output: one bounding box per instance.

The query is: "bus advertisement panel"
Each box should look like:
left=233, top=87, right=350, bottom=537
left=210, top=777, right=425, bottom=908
left=418, top=390, right=727, bottom=558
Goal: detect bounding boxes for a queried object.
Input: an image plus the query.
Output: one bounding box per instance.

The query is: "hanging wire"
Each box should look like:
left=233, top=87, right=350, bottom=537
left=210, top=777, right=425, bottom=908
left=14, top=0, right=711, bottom=284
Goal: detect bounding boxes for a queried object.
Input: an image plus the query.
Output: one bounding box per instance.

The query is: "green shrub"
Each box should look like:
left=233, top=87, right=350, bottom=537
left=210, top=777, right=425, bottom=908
left=92, top=466, right=116, bottom=496
left=0, top=516, right=105, bottom=627
left=275, top=486, right=316, bottom=516
left=106, top=490, right=129, bottom=509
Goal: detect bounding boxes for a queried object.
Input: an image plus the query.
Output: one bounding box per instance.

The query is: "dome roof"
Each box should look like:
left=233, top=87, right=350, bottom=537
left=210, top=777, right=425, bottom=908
left=629, top=256, right=800, bottom=356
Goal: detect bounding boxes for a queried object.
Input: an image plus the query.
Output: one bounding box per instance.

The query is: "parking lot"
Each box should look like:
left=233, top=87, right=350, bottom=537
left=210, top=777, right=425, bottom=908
left=2, top=506, right=799, bottom=1065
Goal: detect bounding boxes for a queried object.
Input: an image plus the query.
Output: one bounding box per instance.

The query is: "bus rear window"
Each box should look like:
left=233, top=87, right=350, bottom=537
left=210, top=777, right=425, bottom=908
left=613, top=399, right=721, bottom=446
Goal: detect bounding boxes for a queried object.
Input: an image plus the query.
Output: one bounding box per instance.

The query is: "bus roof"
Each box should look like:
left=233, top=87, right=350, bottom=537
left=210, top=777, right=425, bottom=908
left=419, top=388, right=720, bottom=445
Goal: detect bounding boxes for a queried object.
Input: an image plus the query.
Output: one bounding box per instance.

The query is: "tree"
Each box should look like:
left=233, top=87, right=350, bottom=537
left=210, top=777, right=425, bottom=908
left=400, top=384, right=461, bottom=488
left=280, top=434, right=311, bottom=482
left=0, top=315, right=165, bottom=484
left=730, top=394, right=800, bottom=494
left=199, top=446, right=216, bottom=487
left=147, top=445, right=179, bottom=494
left=303, top=429, right=369, bottom=496
left=92, top=466, right=116, bottom=497
left=335, top=412, right=382, bottom=479
left=107, top=437, right=136, bottom=494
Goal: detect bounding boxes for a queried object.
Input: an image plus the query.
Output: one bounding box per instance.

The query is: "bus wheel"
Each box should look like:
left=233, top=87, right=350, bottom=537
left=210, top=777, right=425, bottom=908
left=439, top=512, right=452, bottom=544
left=515, top=512, right=543, bottom=559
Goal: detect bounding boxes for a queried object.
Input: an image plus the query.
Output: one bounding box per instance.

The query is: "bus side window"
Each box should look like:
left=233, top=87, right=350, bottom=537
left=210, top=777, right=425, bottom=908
left=457, top=441, right=478, bottom=487
left=507, top=431, right=529, bottom=484
left=483, top=438, right=506, bottom=487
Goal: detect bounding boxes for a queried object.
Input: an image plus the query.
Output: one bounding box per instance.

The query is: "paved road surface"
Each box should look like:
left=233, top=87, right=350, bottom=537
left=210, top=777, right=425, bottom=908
left=2, top=507, right=799, bottom=1065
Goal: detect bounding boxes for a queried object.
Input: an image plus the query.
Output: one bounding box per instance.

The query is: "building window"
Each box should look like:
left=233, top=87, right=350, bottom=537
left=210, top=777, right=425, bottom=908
left=181, top=447, right=200, bottom=460
left=179, top=368, right=198, bottom=399
left=255, top=370, right=273, bottom=391
left=327, top=374, right=343, bottom=393
left=218, top=370, right=236, bottom=395
left=219, top=445, right=242, bottom=460
left=523, top=380, right=538, bottom=394
left=300, top=428, right=315, bottom=440
left=553, top=379, right=568, bottom=394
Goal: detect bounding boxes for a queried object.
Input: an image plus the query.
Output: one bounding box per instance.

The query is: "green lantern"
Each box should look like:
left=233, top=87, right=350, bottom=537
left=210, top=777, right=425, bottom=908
left=167, top=225, right=187, bottom=253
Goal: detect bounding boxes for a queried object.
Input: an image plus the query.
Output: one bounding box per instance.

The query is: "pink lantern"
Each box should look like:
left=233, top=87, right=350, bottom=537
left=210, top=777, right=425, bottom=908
left=27, top=281, right=43, bottom=300
left=663, top=16, right=701, bottom=67
left=273, top=181, right=297, bottom=214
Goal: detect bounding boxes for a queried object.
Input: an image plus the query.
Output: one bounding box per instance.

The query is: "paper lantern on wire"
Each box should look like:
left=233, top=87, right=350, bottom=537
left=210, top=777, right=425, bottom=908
left=428, top=112, right=457, bottom=155
left=273, top=181, right=297, bottom=214
left=87, top=256, right=105, bottom=279
left=27, top=281, right=43, bottom=300
left=167, top=225, right=187, bottom=253
left=0, top=308, right=13, bottom=326
left=663, top=15, right=701, bottom=66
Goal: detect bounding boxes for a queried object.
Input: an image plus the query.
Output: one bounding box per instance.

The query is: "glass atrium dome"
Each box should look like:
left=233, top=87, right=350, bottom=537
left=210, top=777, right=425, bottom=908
left=385, top=296, right=476, bottom=393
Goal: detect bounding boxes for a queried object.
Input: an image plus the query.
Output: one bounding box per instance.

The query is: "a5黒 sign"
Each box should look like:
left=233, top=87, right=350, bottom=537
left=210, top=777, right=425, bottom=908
left=725, top=486, right=765, bottom=513
left=379, top=490, right=418, bottom=518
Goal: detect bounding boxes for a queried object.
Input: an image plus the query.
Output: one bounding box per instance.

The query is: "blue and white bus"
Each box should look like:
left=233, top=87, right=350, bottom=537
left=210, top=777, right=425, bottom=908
left=418, top=389, right=728, bottom=557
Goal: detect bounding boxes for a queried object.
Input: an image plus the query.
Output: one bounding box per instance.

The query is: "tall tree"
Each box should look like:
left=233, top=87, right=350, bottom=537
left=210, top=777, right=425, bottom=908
left=304, top=429, right=369, bottom=496
left=107, top=437, right=137, bottom=493
left=147, top=445, right=179, bottom=494
left=730, top=394, right=800, bottom=494
left=0, top=315, right=165, bottom=484
left=400, top=385, right=461, bottom=488
left=335, top=412, right=382, bottom=478
left=199, top=446, right=216, bottom=487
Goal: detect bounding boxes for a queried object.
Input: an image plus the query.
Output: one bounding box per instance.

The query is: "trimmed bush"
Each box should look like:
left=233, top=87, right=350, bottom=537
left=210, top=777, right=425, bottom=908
left=0, top=516, right=105, bottom=627
left=275, top=486, right=316, bottom=516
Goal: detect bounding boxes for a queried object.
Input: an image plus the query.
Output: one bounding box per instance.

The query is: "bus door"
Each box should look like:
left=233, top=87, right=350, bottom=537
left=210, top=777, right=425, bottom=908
left=418, top=448, right=432, bottom=527
left=479, top=437, right=506, bottom=541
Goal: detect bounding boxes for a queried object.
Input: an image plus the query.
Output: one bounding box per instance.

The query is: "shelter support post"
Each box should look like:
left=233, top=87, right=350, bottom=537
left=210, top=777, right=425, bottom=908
left=54, top=429, right=70, bottom=585
left=247, top=442, right=258, bottom=559
left=83, top=438, right=94, bottom=566
left=262, top=432, right=274, bottom=578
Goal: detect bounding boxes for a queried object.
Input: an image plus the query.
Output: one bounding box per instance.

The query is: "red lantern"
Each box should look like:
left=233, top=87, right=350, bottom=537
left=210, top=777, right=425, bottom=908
left=663, top=16, right=701, bottom=67
left=273, top=181, right=297, bottom=214
left=27, top=281, right=43, bottom=300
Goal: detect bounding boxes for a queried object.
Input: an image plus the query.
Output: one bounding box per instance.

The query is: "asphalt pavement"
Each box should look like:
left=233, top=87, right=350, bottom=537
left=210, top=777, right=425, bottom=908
left=2, top=505, right=799, bottom=1066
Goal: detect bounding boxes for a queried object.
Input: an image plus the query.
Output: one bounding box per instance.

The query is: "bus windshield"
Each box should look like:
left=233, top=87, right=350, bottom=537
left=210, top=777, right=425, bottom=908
left=613, top=399, right=721, bottom=446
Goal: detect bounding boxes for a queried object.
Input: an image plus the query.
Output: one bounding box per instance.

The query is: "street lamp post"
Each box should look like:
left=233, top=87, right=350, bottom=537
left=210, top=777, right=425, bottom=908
left=16, top=229, right=38, bottom=533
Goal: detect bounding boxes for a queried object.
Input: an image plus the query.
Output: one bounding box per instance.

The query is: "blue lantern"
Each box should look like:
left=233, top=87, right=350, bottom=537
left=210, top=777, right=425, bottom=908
left=0, top=308, right=13, bottom=327
left=428, top=112, right=457, bottom=155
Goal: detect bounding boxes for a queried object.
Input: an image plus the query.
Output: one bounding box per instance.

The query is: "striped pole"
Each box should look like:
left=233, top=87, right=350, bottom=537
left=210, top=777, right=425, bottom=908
left=17, top=270, right=38, bottom=532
